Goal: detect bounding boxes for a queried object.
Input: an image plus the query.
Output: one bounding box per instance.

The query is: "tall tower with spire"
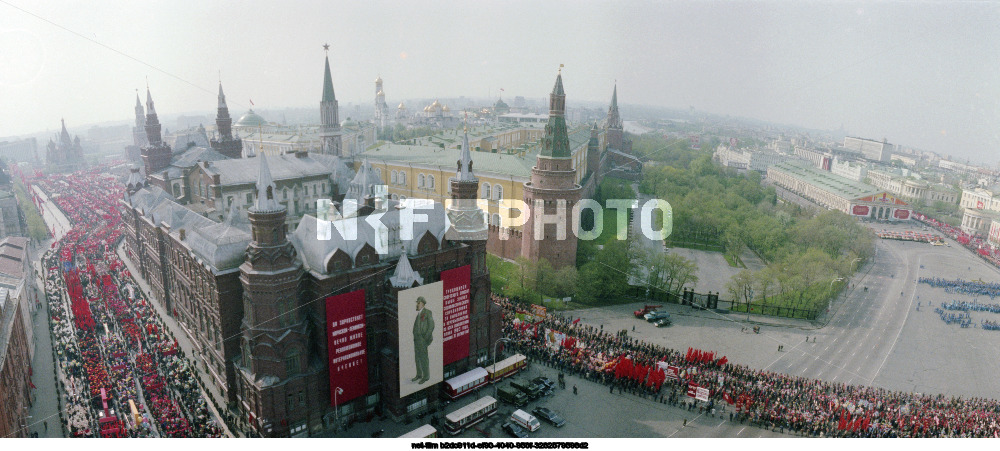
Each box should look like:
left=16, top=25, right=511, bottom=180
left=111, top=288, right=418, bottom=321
left=237, top=152, right=310, bottom=437
left=210, top=82, right=243, bottom=159
left=520, top=68, right=582, bottom=269
left=140, top=88, right=173, bottom=175
left=604, top=85, right=631, bottom=153
left=319, top=45, right=342, bottom=156
left=133, top=93, right=148, bottom=148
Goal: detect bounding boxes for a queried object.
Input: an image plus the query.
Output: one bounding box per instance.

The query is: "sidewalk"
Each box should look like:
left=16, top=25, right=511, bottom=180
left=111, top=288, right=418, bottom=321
left=114, top=242, right=236, bottom=437
left=26, top=253, right=65, bottom=437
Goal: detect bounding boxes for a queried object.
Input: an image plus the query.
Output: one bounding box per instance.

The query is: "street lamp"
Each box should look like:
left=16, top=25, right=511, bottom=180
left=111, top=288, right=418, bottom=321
left=829, top=277, right=845, bottom=290
left=334, top=387, right=343, bottom=432
left=492, top=338, right=511, bottom=398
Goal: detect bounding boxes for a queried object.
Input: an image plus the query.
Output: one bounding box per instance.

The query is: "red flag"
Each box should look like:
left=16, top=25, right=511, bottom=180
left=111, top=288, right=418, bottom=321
left=717, top=356, right=728, bottom=366
left=572, top=318, right=581, bottom=324
left=686, top=347, right=693, bottom=361
left=723, top=392, right=734, bottom=404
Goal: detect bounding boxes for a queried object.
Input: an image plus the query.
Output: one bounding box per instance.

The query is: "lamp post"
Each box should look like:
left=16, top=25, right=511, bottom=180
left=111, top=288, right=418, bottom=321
left=492, top=338, right=511, bottom=398
left=334, top=387, right=343, bottom=432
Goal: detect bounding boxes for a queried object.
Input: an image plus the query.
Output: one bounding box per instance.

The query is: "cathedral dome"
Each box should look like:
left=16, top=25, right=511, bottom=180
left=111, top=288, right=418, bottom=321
left=377, top=90, right=384, bottom=97
left=398, top=102, right=406, bottom=109
left=235, top=109, right=267, bottom=128
left=442, top=105, right=450, bottom=112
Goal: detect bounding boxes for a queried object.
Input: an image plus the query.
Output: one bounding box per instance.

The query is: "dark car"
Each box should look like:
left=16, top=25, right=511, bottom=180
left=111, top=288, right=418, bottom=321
left=654, top=317, right=672, bottom=327
left=502, top=421, right=528, bottom=438
left=531, top=407, right=566, bottom=427
left=645, top=311, right=670, bottom=322
left=532, top=376, right=556, bottom=390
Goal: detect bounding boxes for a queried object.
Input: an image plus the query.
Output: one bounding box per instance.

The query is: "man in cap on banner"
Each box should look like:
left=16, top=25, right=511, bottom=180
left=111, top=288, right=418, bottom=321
left=412, top=296, right=434, bottom=384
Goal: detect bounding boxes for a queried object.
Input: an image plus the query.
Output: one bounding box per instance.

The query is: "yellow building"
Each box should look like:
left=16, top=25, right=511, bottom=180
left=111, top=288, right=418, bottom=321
left=358, top=123, right=604, bottom=231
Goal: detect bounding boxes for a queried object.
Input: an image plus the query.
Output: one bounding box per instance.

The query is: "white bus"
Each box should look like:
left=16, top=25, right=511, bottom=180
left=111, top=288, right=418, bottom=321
left=399, top=424, right=439, bottom=438
left=444, top=395, right=498, bottom=435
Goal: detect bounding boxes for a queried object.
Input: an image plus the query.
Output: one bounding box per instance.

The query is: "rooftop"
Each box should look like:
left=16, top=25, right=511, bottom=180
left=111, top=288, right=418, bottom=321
left=770, top=160, right=882, bottom=201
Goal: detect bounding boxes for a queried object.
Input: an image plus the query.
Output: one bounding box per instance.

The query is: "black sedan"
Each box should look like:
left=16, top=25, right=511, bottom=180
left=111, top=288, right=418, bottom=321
left=531, top=407, right=566, bottom=427
left=502, top=421, right=528, bottom=438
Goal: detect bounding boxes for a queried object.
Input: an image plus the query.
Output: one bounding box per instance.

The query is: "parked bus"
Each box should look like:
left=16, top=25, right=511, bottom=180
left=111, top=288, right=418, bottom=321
left=443, top=367, right=489, bottom=400
left=399, top=424, right=439, bottom=438
left=444, top=396, right=498, bottom=435
left=486, top=354, right=526, bottom=382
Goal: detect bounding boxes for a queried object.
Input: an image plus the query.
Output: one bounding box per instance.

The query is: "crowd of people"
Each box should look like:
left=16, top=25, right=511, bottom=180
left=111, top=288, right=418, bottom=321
left=982, top=320, right=1000, bottom=331
left=915, top=215, right=1000, bottom=269
left=30, top=167, right=224, bottom=438
left=940, top=299, right=1000, bottom=314
left=918, top=277, right=1000, bottom=300
left=497, top=293, right=1000, bottom=437
left=934, top=308, right=972, bottom=328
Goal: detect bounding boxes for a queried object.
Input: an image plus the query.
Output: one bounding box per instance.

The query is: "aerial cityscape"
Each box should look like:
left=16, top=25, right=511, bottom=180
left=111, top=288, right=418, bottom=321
left=3, top=1, right=1000, bottom=444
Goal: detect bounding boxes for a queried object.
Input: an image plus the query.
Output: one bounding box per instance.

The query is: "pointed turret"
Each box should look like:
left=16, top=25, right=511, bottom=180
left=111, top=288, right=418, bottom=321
left=390, top=250, right=424, bottom=288
left=132, top=92, right=148, bottom=149
left=319, top=52, right=342, bottom=155
left=606, top=84, right=622, bottom=129
left=459, top=127, right=475, bottom=181
left=211, top=82, right=240, bottom=157
left=252, top=153, right=281, bottom=213
left=218, top=82, right=228, bottom=109
left=60, top=118, right=70, bottom=143
left=144, top=87, right=162, bottom=146
left=541, top=69, right=570, bottom=158
left=322, top=55, right=336, bottom=103
left=146, top=88, right=157, bottom=116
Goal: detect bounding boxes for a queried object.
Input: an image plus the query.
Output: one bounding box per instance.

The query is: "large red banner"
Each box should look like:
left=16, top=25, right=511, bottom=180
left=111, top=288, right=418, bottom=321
left=441, top=265, right=471, bottom=365
left=894, top=209, right=910, bottom=220
left=852, top=205, right=869, bottom=216
left=326, top=290, right=367, bottom=406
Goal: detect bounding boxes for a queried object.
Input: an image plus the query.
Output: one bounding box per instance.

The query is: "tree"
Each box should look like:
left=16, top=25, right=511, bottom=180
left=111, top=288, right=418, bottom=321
left=727, top=269, right=755, bottom=311
left=549, top=266, right=578, bottom=299
left=577, top=240, right=633, bottom=303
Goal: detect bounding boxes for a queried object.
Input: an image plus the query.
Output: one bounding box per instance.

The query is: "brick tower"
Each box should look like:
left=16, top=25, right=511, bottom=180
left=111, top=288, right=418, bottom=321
left=210, top=82, right=243, bottom=158
left=521, top=69, right=583, bottom=269
left=236, top=152, right=314, bottom=437
left=319, top=45, right=342, bottom=156
left=140, top=88, right=173, bottom=175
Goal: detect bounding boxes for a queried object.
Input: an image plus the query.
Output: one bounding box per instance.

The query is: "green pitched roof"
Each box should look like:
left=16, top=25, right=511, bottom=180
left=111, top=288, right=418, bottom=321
left=322, top=56, right=336, bottom=102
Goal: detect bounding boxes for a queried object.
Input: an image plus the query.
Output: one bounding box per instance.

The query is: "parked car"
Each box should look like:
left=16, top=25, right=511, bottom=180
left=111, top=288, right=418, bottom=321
left=532, top=376, right=556, bottom=390
left=654, top=317, right=672, bottom=327
left=502, top=422, right=528, bottom=438
left=531, top=407, right=566, bottom=427
left=510, top=409, right=541, bottom=432
left=645, top=311, right=670, bottom=322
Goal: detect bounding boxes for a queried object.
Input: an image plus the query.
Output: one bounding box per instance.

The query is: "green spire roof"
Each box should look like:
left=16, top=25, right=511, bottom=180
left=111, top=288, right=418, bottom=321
left=322, top=55, right=336, bottom=102
left=552, top=72, right=565, bottom=96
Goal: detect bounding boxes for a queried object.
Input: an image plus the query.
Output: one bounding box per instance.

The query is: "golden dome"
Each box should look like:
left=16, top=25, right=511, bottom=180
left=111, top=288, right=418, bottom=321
left=431, top=99, right=441, bottom=108
left=442, top=105, right=450, bottom=112
left=377, top=90, right=384, bottom=96
left=375, top=75, right=382, bottom=83
left=423, top=105, right=431, bottom=112
left=398, top=102, right=406, bottom=109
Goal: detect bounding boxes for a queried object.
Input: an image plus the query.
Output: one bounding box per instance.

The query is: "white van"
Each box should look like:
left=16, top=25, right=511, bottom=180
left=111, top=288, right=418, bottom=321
left=509, top=409, right=541, bottom=432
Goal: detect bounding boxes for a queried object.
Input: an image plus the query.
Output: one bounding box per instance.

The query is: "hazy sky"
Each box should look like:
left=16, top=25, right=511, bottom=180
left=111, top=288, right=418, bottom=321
left=2, top=0, right=999, bottom=164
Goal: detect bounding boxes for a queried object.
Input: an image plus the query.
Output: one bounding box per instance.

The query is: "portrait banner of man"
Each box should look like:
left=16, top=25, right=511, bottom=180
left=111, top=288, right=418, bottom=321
left=398, top=281, right=444, bottom=398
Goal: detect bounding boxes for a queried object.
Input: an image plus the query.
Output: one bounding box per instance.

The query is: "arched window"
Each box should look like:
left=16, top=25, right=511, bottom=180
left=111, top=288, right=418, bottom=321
left=283, top=188, right=288, bottom=200
left=399, top=172, right=406, bottom=186
left=285, top=348, right=300, bottom=376
left=173, top=183, right=181, bottom=197
left=428, top=175, right=435, bottom=189
left=266, top=186, right=273, bottom=200
left=494, top=185, right=503, bottom=201
left=481, top=182, right=491, bottom=199
left=391, top=170, right=398, bottom=184
left=492, top=213, right=501, bottom=226
left=375, top=168, right=382, bottom=179
left=418, top=174, right=426, bottom=188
